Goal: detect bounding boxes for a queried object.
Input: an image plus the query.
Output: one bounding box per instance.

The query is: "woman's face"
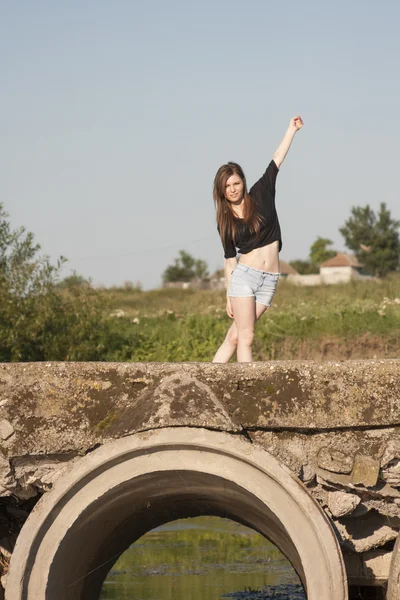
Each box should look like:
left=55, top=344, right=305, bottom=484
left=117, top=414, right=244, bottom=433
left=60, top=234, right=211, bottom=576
left=224, top=173, right=244, bottom=203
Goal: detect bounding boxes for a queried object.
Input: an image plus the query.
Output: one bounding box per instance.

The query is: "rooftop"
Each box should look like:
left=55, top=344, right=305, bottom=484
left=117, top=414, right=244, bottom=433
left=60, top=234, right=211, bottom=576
left=320, top=253, right=362, bottom=268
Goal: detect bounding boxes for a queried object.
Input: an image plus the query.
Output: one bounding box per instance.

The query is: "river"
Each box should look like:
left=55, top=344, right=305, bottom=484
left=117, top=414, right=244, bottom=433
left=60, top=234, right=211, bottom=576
left=100, top=516, right=305, bottom=600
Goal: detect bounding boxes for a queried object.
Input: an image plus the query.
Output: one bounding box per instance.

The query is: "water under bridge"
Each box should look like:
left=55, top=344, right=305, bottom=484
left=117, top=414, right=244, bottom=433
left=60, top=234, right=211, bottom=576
left=0, top=359, right=400, bottom=600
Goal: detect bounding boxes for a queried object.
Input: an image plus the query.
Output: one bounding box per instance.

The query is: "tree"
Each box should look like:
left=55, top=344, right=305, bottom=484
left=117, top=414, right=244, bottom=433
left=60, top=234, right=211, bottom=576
left=0, top=204, right=63, bottom=297
left=162, top=250, right=209, bottom=282
left=0, top=203, right=114, bottom=362
left=340, top=203, right=400, bottom=276
left=57, top=272, right=89, bottom=289
left=288, top=259, right=319, bottom=275
left=309, top=237, right=336, bottom=266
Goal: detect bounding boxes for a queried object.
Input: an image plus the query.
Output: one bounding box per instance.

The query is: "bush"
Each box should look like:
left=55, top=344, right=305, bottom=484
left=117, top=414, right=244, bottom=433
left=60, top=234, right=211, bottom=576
left=0, top=203, right=118, bottom=361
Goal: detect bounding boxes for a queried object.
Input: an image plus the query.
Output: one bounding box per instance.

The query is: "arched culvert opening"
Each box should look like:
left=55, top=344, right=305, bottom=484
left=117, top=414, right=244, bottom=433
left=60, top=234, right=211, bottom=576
left=6, top=428, right=347, bottom=600
left=100, top=515, right=304, bottom=599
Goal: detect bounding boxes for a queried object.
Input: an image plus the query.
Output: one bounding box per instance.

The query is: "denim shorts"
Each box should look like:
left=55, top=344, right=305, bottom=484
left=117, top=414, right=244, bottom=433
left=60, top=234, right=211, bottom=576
left=227, top=263, right=280, bottom=307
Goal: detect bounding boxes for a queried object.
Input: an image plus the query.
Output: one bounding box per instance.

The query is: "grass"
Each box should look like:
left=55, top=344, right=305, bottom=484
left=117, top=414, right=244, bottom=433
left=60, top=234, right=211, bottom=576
left=104, top=275, right=400, bottom=362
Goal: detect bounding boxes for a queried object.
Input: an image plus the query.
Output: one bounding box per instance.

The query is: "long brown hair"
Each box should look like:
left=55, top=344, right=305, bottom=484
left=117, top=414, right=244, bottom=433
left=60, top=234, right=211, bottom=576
left=213, top=162, right=261, bottom=247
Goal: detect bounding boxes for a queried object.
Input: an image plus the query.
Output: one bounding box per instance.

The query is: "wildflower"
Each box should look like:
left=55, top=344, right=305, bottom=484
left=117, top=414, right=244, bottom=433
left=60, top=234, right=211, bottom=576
left=110, top=309, right=126, bottom=318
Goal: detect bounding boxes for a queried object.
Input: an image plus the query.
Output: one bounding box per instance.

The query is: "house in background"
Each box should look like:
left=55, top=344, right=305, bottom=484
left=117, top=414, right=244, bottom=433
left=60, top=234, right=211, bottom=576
left=286, top=252, right=374, bottom=286
left=319, top=253, right=364, bottom=284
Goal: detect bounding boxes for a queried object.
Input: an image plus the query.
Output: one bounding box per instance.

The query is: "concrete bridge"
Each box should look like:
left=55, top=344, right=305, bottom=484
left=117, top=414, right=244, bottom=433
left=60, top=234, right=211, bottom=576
left=0, top=359, right=400, bottom=599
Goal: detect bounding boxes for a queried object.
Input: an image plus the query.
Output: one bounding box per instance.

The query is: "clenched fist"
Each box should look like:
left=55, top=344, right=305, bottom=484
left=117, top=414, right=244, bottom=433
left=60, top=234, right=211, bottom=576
left=290, top=116, right=304, bottom=131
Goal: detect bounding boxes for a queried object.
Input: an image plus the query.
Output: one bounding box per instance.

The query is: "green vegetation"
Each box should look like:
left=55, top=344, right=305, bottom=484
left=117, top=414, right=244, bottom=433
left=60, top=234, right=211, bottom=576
left=309, top=237, right=336, bottom=266
left=340, top=203, right=400, bottom=276
left=1, top=202, right=399, bottom=363
left=290, top=237, right=336, bottom=274
left=162, top=250, right=209, bottom=282
left=288, top=259, right=319, bottom=275
left=290, top=202, right=400, bottom=277
left=102, top=276, right=400, bottom=361
left=0, top=203, right=120, bottom=362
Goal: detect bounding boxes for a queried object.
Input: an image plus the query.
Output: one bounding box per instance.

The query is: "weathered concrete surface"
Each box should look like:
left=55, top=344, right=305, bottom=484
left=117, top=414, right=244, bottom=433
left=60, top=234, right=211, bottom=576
left=0, top=359, right=399, bottom=596
left=0, top=360, right=399, bottom=455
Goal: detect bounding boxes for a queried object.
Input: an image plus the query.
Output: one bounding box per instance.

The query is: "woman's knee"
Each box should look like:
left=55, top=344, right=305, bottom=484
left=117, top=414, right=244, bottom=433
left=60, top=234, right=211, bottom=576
left=226, top=325, right=238, bottom=347
left=237, top=328, right=254, bottom=347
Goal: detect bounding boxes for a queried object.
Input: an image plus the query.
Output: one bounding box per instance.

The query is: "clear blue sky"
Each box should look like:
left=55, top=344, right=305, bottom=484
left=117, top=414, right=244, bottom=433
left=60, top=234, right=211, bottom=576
left=2, top=0, right=399, bottom=289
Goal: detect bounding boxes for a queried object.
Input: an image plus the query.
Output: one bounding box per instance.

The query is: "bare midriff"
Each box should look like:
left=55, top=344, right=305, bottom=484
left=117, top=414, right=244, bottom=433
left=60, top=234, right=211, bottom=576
left=238, top=240, right=280, bottom=273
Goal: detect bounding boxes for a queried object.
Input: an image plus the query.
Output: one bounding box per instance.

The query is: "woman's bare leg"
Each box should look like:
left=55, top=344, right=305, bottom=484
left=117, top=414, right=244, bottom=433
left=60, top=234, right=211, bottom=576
left=212, top=301, right=268, bottom=363
left=212, top=322, right=238, bottom=363
left=230, top=297, right=256, bottom=362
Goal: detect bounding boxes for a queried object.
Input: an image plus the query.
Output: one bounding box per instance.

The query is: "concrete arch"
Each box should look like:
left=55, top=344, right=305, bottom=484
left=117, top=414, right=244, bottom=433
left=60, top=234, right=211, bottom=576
left=6, top=428, right=348, bottom=600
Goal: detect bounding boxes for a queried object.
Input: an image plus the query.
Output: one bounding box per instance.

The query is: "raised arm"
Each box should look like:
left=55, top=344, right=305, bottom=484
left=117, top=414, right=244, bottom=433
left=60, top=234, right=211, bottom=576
left=273, top=116, right=304, bottom=168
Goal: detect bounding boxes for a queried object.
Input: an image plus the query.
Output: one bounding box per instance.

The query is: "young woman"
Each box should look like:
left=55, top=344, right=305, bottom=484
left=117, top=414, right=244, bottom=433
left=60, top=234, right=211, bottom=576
left=212, top=116, right=304, bottom=363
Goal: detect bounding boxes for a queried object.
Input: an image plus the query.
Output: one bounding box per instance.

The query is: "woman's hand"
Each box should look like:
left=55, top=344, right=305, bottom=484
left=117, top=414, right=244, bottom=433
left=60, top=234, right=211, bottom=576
left=273, top=116, right=304, bottom=167
left=289, top=116, right=304, bottom=132
left=226, top=297, right=234, bottom=319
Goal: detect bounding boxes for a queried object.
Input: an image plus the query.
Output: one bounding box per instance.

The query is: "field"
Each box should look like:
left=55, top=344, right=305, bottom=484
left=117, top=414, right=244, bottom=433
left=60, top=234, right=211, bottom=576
left=105, top=276, right=400, bottom=362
